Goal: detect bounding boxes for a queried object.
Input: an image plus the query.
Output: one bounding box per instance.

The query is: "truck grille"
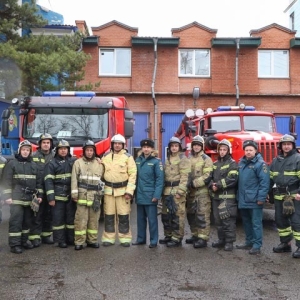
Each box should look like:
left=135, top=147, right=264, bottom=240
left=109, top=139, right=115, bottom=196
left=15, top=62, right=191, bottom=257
left=258, top=141, right=279, bottom=164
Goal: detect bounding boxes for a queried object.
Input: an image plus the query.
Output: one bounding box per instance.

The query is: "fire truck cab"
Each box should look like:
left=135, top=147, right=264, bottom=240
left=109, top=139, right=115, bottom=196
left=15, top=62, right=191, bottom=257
left=175, top=104, right=294, bottom=164
left=1, top=91, right=134, bottom=159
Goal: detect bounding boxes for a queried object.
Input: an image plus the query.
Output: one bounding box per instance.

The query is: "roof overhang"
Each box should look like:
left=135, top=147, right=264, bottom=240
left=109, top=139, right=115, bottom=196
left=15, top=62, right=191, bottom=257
left=131, top=37, right=180, bottom=46
left=211, top=37, right=261, bottom=47
left=290, top=38, right=300, bottom=48
left=82, top=36, right=99, bottom=45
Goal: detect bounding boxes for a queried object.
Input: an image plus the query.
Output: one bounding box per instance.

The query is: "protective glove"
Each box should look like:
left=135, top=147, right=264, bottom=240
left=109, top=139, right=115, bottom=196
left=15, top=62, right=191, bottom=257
left=165, top=195, right=178, bottom=215
left=218, top=200, right=230, bottom=220
left=92, top=194, right=102, bottom=212
left=31, top=195, right=40, bottom=216
left=282, top=195, right=295, bottom=215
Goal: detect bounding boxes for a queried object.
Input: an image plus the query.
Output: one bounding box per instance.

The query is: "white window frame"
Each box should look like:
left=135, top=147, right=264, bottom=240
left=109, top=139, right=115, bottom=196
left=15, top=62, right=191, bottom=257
left=179, top=49, right=210, bottom=77
left=258, top=50, right=289, bottom=78
left=99, top=48, right=131, bottom=76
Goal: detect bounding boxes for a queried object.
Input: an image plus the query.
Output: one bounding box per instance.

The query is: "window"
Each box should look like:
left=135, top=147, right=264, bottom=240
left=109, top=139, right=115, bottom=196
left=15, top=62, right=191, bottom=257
left=179, top=49, right=210, bottom=76
left=210, top=116, right=241, bottom=132
left=23, top=108, right=108, bottom=143
left=99, top=48, right=131, bottom=76
left=258, top=50, right=289, bottom=78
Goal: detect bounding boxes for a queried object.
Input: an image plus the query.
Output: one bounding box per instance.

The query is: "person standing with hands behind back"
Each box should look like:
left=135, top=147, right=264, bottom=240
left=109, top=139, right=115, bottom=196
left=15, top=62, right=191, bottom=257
left=133, top=138, right=164, bottom=248
left=236, top=140, right=269, bottom=255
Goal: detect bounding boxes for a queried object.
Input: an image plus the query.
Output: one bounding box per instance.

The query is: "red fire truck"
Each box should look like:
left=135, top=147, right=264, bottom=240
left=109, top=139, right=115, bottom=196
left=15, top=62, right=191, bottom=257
left=1, top=91, right=134, bottom=158
left=174, top=104, right=296, bottom=164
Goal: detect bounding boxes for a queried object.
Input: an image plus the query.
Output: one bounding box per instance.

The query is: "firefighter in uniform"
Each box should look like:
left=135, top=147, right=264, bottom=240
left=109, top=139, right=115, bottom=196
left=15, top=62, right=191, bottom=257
left=0, top=155, right=7, bottom=228
left=2, top=140, right=42, bottom=254
left=186, top=135, right=213, bottom=248
left=270, top=134, right=300, bottom=258
left=206, top=139, right=238, bottom=251
left=44, top=140, right=76, bottom=248
left=159, top=137, right=191, bottom=247
left=29, top=133, right=55, bottom=247
left=71, top=140, right=104, bottom=250
left=101, top=134, right=137, bottom=247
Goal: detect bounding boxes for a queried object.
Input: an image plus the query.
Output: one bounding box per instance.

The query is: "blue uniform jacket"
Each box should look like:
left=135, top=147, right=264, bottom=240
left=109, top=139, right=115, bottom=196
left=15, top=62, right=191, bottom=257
left=135, top=151, right=164, bottom=205
left=237, top=153, right=270, bottom=209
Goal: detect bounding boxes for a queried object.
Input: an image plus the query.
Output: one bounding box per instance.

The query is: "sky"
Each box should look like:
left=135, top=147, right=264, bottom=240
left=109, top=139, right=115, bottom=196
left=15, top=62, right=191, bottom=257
left=37, top=0, right=291, bottom=37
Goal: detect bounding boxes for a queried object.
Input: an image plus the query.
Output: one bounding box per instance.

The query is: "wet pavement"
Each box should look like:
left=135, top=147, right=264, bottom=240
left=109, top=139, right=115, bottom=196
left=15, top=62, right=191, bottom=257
left=0, top=205, right=299, bottom=300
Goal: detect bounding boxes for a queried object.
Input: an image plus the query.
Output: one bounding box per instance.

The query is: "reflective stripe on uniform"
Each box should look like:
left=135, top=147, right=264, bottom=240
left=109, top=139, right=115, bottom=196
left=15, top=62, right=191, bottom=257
left=278, top=226, right=292, bottom=237
left=75, top=230, right=86, bottom=235
left=11, top=200, right=30, bottom=206
left=9, top=232, right=22, bottom=237
left=77, top=199, right=93, bottom=206
left=53, top=225, right=65, bottom=230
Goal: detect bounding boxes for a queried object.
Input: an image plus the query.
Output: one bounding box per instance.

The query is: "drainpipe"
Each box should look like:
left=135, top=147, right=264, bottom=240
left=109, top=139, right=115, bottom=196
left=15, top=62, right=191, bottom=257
left=235, top=38, right=240, bottom=106
left=151, top=38, right=158, bottom=148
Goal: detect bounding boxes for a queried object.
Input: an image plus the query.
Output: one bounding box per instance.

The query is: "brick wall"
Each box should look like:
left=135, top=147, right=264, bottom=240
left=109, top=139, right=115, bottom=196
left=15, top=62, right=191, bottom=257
left=78, top=21, right=300, bottom=153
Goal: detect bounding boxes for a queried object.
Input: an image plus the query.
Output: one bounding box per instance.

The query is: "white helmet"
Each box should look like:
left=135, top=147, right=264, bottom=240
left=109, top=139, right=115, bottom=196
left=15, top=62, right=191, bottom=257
left=111, top=134, right=126, bottom=144
left=111, top=134, right=126, bottom=149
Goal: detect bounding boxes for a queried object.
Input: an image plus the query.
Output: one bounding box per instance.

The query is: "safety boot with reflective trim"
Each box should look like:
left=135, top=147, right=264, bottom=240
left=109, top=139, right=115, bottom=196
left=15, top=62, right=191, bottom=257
left=185, top=236, right=198, bottom=244
left=292, top=247, right=300, bottom=258
left=159, top=236, right=172, bottom=245
left=22, top=240, right=34, bottom=250
left=212, top=240, right=225, bottom=248
left=11, top=246, right=23, bottom=254
left=193, top=238, right=207, bottom=248
left=273, top=242, right=292, bottom=253
left=166, top=239, right=182, bottom=248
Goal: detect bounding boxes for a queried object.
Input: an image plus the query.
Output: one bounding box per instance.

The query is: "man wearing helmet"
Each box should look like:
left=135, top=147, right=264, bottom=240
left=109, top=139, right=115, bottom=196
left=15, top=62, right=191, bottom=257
left=270, top=134, right=300, bottom=258
left=29, top=133, right=55, bottom=247
left=71, top=140, right=104, bottom=250
left=44, top=140, right=76, bottom=248
left=2, top=140, right=43, bottom=254
left=186, top=135, right=213, bottom=248
left=101, top=134, right=137, bottom=247
left=205, top=139, right=238, bottom=251
left=159, top=136, right=191, bottom=247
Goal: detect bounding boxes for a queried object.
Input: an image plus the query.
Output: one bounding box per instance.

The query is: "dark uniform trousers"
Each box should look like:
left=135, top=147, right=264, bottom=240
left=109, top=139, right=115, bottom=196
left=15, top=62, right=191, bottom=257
left=9, top=203, right=33, bottom=247
left=30, top=195, right=52, bottom=240
left=274, top=198, right=300, bottom=247
left=52, top=199, right=76, bottom=244
left=212, top=198, right=237, bottom=243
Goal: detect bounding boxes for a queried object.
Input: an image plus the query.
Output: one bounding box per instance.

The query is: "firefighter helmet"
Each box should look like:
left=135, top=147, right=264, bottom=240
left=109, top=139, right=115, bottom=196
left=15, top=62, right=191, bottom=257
left=18, top=140, right=32, bottom=155
left=56, top=139, right=70, bottom=149
left=168, top=136, right=182, bottom=149
left=191, top=135, right=204, bottom=147
left=38, top=133, right=53, bottom=148
left=111, top=134, right=126, bottom=149
left=217, top=139, right=232, bottom=154
left=279, top=134, right=296, bottom=149
left=83, top=140, right=96, bottom=150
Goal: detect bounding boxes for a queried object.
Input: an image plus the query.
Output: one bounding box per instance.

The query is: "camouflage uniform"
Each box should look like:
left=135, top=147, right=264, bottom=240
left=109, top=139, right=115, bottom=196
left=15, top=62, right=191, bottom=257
left=186, top=136, right=213, bottom=248
left=159, top=137, right=191, bottom=247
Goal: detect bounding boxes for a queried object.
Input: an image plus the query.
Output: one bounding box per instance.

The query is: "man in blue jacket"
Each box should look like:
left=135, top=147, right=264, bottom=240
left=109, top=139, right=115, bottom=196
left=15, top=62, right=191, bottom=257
left=132, top=138, right=164, bottom=248
left=236, top=140, right=270, bottom=255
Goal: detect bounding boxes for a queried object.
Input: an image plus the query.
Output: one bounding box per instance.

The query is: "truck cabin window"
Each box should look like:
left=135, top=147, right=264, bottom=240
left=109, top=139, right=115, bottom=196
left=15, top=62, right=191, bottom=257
left=210, top=116, right=241, bottom=132
left=23, top=108, right=108, bottom=141
left=243, top=116, right=274, bottom=133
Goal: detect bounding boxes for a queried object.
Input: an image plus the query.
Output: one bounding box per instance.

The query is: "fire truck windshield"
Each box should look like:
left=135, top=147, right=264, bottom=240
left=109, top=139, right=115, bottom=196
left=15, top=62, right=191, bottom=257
left=210, top=115, right=274, bottom=133
left=23, top=107, right=108, bottom=141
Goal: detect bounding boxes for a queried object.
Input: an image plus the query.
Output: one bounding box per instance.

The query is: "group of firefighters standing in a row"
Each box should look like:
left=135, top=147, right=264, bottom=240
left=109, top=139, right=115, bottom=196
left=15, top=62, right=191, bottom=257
left=0, top=132, right=299, bottom=259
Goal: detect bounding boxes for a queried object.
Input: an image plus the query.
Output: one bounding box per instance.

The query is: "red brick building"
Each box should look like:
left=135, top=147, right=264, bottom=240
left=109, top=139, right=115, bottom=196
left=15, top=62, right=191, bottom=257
left=75, top=20, right=300, bottom=158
